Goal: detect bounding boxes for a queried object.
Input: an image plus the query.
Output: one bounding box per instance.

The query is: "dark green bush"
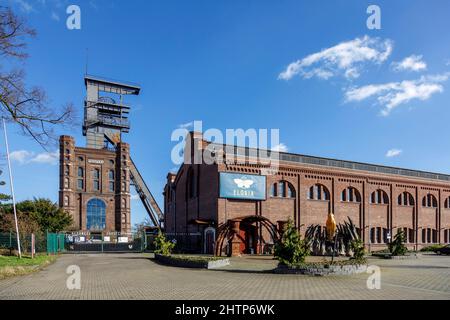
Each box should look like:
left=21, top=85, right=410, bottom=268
left=274, top=219, right=310, bottom=266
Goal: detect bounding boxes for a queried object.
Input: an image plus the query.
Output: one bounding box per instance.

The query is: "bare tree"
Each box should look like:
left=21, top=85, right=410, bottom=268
left=0, top=6, right=75, bottom=149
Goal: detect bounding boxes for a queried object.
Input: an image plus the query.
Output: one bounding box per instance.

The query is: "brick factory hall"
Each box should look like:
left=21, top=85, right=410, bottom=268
left=164, top=132, right=450, bottom=256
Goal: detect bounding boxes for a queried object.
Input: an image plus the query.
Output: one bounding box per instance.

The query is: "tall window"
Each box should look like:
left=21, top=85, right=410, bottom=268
left=108, top=170, right=115, bottom=192
left=421, top=228, right=438, bottom=243
left=370, top=227, right=388, bottom=244
left=308, top=184, right=330, bottom=201
left=444, top=197, right=450, bottom=209
left=422, top=194, right=437, bottom=208
left=77, top=167, right=84, bottom=191
left=398, top=192, right=415, bottom=206
left=341, top=187, right=361, bottom=203
left=86, top=198, right=106, bottom=231
left=92, top=168, right=100, bottom=191
left=370, top=189, right=389, bottom=204
left=64, top=195, right=69, bottom=206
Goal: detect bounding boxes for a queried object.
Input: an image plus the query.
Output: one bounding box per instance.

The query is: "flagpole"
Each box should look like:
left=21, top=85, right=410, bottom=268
left=2, top=118, right=21, bottom=258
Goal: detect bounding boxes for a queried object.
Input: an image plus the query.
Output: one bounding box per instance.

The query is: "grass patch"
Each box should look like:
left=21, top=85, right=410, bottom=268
left=0, top=255, right=56, bottom=280
left=283, top=258, right=367, bottom=269
left=167, top=255, right=223, bottom=263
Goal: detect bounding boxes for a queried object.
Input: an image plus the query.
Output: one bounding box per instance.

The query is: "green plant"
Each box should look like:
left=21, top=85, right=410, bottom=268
left=420, top=244, right=444, bottom=252
left=388, top=230, right=407, bottom=256
left=350, top=239, right=365, bottom=261
left=154, top=230, right=175, bottom=256
left=305, top=217, right=361, bottom=257
left=274, top=219, right=310, bottom=266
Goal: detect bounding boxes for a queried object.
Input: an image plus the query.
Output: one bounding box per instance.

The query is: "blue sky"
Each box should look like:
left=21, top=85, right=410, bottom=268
left=3, top=0, right=450, bottom=226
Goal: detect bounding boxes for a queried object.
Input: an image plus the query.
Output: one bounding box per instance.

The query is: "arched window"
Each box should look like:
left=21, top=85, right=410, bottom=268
left=86, top=198, right=106, bottom=231
left=445, top=197, right=450, bottom=209
left=422, top=194, right=437, bottom=208
left=398, top=192, right=415, bottom=206
left=370, top=189, right=389, bottom=204
left=341, top=187, right=361, bottom=203
left=64, top=195, right=69, bottom=206
left=271, top=181, right=296, bottom=198
left=64, top=177, right=69, bottom=189
left=308, top=184, right=330, bottom=201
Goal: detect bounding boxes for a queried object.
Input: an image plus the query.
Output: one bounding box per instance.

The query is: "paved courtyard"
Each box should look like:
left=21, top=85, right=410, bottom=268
left=0, top=253, right=448, bottom=300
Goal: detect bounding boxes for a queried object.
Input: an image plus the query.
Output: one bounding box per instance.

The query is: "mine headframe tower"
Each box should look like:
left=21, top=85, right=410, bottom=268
left=83, top=75, right=163, bottom=227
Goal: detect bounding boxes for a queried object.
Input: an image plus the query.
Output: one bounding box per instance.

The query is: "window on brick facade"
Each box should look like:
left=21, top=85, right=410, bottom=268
left=78, top=167, right=84, bottom=178
left=398, top=192, right=414, bottom=206
left=422, top=194, right=437, bottom=208
left=270, top=183, right=277, bottom=197
left=445, top=197, right=450, bottom=209
left=271, top=181, right=296, bottom=198
left=64, top=195, right=69, bottom=206
left=109, top=181, right=115, bottom=192
left=86, top=198, right=106, bottom=231
left=64, top=178, right=69, bottom=189
left=64, top=165, right=70, bottom=176
left=370, top=189, right=389, bottom=204
left=108, top=170, right=114, bottom=180
left=308, top=184, right=329, bottom=201
left=370, top=227, right=388, bottom=244
left=445, top=230, right=450, bottom=243
left=341, top=187, right=361, bottom=203
left=92, top=168, right=100, bottom=191
left=77, top=179, right=84, bottom=190
left=421, top=228, right=438, bottom=243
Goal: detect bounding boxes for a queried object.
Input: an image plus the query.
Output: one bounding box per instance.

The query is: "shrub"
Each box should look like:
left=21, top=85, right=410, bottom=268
left=154, top=230, right=175, bottom=256
left=420, top=244, right=444, bottom=252
left=274, top=219, right=310, bottom=266
left=350, top=239, right=365, bottom=261
left=388, top=230, right=407, bottom=256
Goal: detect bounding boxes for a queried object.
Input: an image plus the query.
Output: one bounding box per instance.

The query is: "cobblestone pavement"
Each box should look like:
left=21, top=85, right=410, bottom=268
left=0, top=253, right=448, bottom=300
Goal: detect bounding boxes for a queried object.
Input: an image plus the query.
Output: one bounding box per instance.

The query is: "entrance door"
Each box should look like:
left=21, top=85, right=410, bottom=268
left=239, top=223, right=257, bottom=254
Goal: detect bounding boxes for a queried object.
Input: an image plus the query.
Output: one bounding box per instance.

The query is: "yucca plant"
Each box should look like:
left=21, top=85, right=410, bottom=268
left=306, top=217, right=361, bottom=257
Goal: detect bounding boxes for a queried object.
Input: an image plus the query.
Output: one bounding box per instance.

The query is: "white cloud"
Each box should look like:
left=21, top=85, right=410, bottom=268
left=9, top=150, right=59, bottom=165
left=271, top=143, right=288, bottom=152
left=30, top=151, right=59, bottom=165
left=178, top=122, right=194, bottom=129
left=345, top=73, right=450, bottom=116
left=392, top=55, right=427, bottom=72
left=11, top=0, right=34, bottom=13
left=278, top=35, right=393, bottom=81
left=9, top=150, right=33, bottom=164
left=130, top=194, right=140, bottom=201
left=386, top=149, right=402, bottom=158
left=51, top=11, right=60, bottom=21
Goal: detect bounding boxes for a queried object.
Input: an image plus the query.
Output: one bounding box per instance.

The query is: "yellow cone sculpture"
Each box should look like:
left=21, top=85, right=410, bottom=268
left=326, top=212, right=337, bottom=240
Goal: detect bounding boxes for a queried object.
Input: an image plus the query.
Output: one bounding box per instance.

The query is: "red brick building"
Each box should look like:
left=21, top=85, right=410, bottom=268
left=59, top=136, right=131, bottom=234
left=164, top=132, right=450, bottom=255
